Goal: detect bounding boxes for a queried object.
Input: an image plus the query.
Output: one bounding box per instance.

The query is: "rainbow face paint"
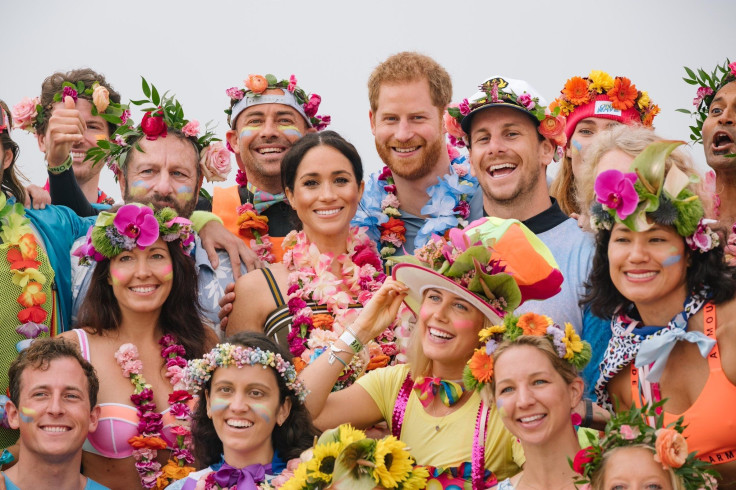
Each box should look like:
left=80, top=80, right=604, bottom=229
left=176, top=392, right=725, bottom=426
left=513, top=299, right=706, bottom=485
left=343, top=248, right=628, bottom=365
left=210, top=398, right=230, bottom=412
left=496, top=399, right=507, bottom=418
left=250, top=403, right=272, bottom=424
left=175, top=185, right=193, bottom=203
left=162, top=264, right=173, bottom=282
left=128, top=180, right=150, bottom=198
left=571, top=139, right=582, bottom=153
left=20, top=406, right=37, bottom=423
left=278, top=125, right=302, bottom=138
left=109, top=268, right=126, bottom=285
left=662, top=246, right=682, bottom=267
left=239, top=126, right=259, bottom=139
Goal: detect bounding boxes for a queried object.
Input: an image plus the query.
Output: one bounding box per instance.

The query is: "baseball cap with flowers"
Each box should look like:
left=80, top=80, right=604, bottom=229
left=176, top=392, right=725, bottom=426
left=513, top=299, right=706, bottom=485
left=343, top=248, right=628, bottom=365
left=445, top=76, right=567, bottom=154
left=391, top=216, right=564, bottom=324
left=552, top=70, right=660, bottom=141
left=679, top=57, right=736, bottom=144
left=85, top=78, right=231, bottom=183
left=225, top=74, right=330, bottom=131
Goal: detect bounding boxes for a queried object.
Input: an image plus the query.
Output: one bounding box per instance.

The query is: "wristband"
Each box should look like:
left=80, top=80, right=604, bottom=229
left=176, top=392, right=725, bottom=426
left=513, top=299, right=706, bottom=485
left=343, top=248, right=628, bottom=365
left=582, top=398, right=593, bottom=428
left=339, top=329, right=363, bottom=353
left=328, top=343, right=350, bottom=368
left=48, top=155, right=73, bottom=175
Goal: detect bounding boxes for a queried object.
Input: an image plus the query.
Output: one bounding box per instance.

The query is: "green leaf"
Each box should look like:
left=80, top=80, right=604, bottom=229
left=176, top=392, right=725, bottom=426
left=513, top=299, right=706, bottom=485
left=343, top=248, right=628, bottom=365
left=675, top=108, right=692, bottom=114
left=151, top=85, right=160, bottom=106
left=76, top=81, right=85, bottom=93
left=446, top=246, right=491, bottom=277
left=684, top=66, right=697, bottom=79
left=265, top=74, right=278, bottom=85
left=142, top=77, right=151, bottom=98
left=682, top=77, right=698, bottom=85
left=100, top=113, right=122, bottom=124
left=129, top=99, right=149, bottom=105
left=198, top=187, right=212, bottom=202
left=96, top=140, right=111, bottom=149
left=629, top=140, right=686, bottom=197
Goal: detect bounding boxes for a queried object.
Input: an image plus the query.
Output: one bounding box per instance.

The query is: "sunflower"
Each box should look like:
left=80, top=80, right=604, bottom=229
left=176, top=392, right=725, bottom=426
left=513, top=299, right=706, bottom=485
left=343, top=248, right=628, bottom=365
left=637, top=90, right=651, bottom=110
left=468, top=348, right=494, bottom=383
left=588, top=70, right=615, bottom=93
left=306, top=442, right=341, bottom=483
left=478, top=324, right=505, bottom=342
left=562, top=322, right=584, bottom=360
left=608, top=77, right=638, bottom=110
left=279, top=462, right=309, bottom=490
left=516, top=312, right=551, bottom=336
left=399, top=466, right=430, bottom=490
left=563, top=76, right=591, bottom=106
left=338, top=424, right=367, bottom=449
left=373, top=436, right=415, bottom=488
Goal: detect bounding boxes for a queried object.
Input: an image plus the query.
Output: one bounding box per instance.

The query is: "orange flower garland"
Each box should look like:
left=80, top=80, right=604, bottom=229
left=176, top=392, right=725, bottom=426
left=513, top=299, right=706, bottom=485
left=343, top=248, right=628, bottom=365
left=468, top=349, right=494, bottom=384
left=562, top=76, right=591, bottom=106
left=516, top=312, right=551, bottom=336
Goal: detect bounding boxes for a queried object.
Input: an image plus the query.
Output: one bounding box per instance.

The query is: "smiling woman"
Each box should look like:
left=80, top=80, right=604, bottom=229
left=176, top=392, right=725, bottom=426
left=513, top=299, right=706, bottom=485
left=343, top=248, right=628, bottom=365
left=56, top=204, right=217, bottom=490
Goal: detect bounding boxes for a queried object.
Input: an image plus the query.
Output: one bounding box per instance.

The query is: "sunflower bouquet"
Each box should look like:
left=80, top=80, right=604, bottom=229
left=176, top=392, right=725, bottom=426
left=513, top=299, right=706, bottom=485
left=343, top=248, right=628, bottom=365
left=278, top=425, right=428, bottom=490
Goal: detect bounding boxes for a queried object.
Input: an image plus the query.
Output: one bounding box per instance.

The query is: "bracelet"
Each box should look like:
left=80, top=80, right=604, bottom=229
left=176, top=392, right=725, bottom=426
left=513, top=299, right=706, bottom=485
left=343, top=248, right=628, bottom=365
left=328, top=343, right=350, bottom=369
left=47, top=155, right=73, bottom=175
left=339, top=329, right=363, bottom=353
left=582, top=398, right=593, bottom=428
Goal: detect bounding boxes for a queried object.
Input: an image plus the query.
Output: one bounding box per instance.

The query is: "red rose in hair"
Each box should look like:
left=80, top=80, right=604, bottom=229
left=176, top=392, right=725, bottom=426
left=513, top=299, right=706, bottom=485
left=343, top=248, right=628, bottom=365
left=141, top=109, right=167, bottom=140
left=572, top=446, right=595, bottom=474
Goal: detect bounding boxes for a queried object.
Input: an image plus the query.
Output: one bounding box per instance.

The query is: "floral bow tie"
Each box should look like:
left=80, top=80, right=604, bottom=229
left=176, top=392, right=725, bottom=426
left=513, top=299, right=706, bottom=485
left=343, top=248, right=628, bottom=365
left=413, top=376, right=466, bottom=408
left=247, top=182, right=286, bottom=213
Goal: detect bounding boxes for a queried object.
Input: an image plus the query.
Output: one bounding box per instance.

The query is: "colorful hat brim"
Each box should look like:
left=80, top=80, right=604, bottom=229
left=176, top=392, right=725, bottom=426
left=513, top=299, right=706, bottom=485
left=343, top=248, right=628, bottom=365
left=393, top=263, right=504, bottom=324
left=460, top=102, right=539, bottom=134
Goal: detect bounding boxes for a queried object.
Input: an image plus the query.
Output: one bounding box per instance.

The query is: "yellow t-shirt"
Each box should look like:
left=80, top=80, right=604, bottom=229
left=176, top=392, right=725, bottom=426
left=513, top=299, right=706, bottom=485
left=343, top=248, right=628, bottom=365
left=356, top=364, right=523, bottom=480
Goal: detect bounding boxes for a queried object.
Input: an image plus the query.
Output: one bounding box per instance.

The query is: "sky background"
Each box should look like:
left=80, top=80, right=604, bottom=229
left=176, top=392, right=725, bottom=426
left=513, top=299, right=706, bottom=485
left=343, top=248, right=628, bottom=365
left=3, top=0, right=735, bottom=202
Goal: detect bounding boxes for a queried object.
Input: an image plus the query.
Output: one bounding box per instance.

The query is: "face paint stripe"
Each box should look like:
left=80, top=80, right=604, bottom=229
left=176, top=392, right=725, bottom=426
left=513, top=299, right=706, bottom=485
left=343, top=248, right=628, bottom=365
left=250, top=403, right=272, bottom=424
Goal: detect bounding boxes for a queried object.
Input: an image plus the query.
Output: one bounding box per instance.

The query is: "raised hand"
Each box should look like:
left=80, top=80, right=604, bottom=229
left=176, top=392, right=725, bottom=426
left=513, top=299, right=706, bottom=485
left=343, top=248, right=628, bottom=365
left=351, top=278, right=408, bottom=343
left=42, top=96, right=86, bottom=167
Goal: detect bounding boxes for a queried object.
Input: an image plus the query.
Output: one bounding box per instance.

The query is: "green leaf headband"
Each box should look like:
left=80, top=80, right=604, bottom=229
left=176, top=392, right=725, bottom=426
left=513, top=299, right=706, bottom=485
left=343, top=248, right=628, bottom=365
left=85, top=77, right=222, bottom=181
left=184, top=343, right=309, bottom=402
left=590, top=140, right=719, bottom=252
left=571, top=402, right=719, bottom=489
left=678, top=58, right=736, bottom=145
left=463, top=312, right=591, bottom=392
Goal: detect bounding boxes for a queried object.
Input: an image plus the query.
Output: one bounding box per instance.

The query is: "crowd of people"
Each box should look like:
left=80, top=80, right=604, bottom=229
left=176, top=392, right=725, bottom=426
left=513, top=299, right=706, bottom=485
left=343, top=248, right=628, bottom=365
left=0, top=52, right=734, bottom=489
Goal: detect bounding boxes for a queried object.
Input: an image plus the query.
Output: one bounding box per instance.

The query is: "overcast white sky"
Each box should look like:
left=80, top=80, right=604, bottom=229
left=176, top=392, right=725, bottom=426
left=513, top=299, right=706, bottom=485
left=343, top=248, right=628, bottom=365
left=4, top=0, right=735, bottom=202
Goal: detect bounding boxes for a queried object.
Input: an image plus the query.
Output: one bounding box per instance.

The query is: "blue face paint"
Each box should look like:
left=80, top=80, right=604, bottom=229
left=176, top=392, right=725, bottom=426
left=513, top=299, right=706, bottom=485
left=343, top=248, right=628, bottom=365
left=20, top=407, right=37, bottom=423
left=662, top=254, right=682, bottom=267
left=239, top=127, right=258, bottom=139
left=210, top=398, right=230, bottom=412
left=251, top=403, right=272, bottom=424
left=278, top=125, right=303, bottom=138
left=571, top=139, right=582, bottom=153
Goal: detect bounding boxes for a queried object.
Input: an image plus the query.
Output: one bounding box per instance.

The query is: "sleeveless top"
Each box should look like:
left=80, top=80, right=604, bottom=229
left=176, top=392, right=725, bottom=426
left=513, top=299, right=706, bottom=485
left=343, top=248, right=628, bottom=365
left=0, top=237, right=57, bottom=448
left=73, top=329, right=190, bottom=459
left=260, top=268, right=364, bottom=353
left=629, top=303, right=736, bottom=465
left=212, top=186, right=285, bottom=262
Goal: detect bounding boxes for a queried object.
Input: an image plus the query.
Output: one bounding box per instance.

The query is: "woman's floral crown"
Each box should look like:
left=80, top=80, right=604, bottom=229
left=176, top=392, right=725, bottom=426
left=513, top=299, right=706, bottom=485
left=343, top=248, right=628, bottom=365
left=571, top=402, right=718, bottom=489
left=73, top=204, right=195, bottom=264
left=86, top=77, right=230, bottom=183
left=590, top=140, right=719, bottom=253
left=445, top=77, right=567, bottom=151
left=551, top=71, right=660, bottom=128
left=279, top=424, right=428, bottom=489
left=679, top=58, right=736, bottom=145
left=463, top=312, right=591, bottom=392
left=11, top=80, right=129, bottom=134
left=184, top=343, right=309, bottom=402
left=224, top=73, right=330, bottom=130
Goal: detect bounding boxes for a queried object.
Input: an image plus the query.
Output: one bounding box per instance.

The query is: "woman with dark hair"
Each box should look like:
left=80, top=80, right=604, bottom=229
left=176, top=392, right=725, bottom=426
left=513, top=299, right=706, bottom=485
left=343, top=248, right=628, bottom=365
left=59, top=204, right=217, bottom=490
left=227, top=131, right=407, bottom=388
left=166, top=332, right=317, bottom=489
left=585, top=136, right=736, bottom=485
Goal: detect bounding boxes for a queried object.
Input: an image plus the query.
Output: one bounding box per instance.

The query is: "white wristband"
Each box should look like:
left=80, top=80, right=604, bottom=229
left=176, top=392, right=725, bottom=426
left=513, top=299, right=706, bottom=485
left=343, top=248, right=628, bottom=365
left=339, top=329, right=363, bottom=353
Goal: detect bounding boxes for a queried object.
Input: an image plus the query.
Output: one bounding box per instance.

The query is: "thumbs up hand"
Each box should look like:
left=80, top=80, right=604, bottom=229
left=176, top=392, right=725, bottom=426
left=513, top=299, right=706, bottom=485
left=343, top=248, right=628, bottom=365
left=43, top=95, right=87, bottom=168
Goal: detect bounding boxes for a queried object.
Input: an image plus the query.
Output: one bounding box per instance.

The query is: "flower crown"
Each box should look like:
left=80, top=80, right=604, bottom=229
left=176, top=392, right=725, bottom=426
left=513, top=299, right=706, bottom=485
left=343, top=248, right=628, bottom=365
left=73, top=204, right=195, bottom=264
left=280, top=424, right=428, bottom=489
left=571, top=402, right=718, bottom=489
left=184, top=343, right=309, bottom=402
left=463, top=312, right=591, bottom=392
left=551, top=71, right=660, bottom=128
left=445, top=77, right=567, bottom=151
left=0, top=103, right=10, bottom=133
left=679, top=58, right=736, bottom=145
left=590, top=140, right=719, bottom=253
left=224, top=73, right=330, bottom=130
left=85, top=77, right=229, bottom=183
left=12, top=80, right=128, bottom=134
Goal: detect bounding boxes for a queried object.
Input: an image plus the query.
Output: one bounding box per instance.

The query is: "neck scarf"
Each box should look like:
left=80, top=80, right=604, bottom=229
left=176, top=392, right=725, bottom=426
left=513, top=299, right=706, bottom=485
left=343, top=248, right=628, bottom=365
left=212, top=462, right=271, bottom=489
left=246, top=182, right=286, bottom=213
left=413, top=376, right=466, bottom=408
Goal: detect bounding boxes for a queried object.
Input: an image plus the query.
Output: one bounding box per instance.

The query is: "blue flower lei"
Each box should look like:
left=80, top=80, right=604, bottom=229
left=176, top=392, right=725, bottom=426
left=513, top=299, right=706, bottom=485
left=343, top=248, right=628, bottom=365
left=352, top=153, right=478, bottom=257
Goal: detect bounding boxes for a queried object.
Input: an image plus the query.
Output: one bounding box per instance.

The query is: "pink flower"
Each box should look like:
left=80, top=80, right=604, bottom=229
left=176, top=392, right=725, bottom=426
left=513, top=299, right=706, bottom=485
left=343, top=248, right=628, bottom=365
left=352, top=244, right=382, bottom=269
left=654, top=428, right=688, bottom=469
left=170, top=425, right=190, bottom=437
left=199, top=141, right=232, bottom=182
left=115, top=343, right=139, bottom=364
left=235, top=168, right=248, bottom=186
left=693, top=86, right=714, bottom=107
left=120, top=109, right=131, bottom=125
left=73, top=226, right=105, bottom=262
left=517, top=92, right=535, bottom=110
left=686, top=218, right=718, bottom=252
left=572, top=446, right=595, bottom=474
left=121, top=359, right=143, bottom=377
left=452, top=163, right=469, bottom=177
left=539, top=114, right=567, bottom=147
left=182, top=120, right=200, bottom=137
left=730, top=61, right=736, bottom=77
left=453, top=200, right=470, bottom=219
left=244, top=74, right=268, bottom=94
left=288, top=74, right=297, bottom=92
left=378, top=166, right=393, bottom=181
left=447, top=143, right=461, bottom=161
left=166, top=365, right=186, bottom=386
left=226, top=87, right=244, bottom=100
left=619, top=424, right=639, bottom=440
left=314, top=114, right=331, bottom=131
left=458, top=98, right=470, bottom=116
left=11, top=97, right=40, bottom=131
left=62, top=86, right=78, bottom=102
left=113, top=205, right=159, bottom=248
left=594, top=169, right=639, bottom=220
left=132, top=448, right=156, bottom=460
left=443, top=105, right=466, bottom=141
left=303, top=94, right=321, bottom=117
left=384, top=184, right=397, bottom=194
left=381, top=194, right=400, bottom=209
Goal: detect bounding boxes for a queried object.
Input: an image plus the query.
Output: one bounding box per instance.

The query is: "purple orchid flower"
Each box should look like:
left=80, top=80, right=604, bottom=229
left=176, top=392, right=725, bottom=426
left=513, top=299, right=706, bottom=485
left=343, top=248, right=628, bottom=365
left=113, top=205, right=159, bottom=249
left=72, top=227, right=105, bottom=262
left=16, top=322, right=49, bottom=339
left=594, top=169, right=639, bottom=220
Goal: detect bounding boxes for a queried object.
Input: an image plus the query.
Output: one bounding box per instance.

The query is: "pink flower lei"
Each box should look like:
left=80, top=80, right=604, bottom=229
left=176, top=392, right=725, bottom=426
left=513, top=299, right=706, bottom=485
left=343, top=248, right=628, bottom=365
left=114, top=334, right=195, bottom=489
left=282, top=227, right=402, bottom=389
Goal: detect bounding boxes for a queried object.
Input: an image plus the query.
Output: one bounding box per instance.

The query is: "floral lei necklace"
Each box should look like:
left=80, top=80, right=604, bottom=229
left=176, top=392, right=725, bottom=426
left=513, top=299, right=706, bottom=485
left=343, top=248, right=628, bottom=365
left=114, top=334, right=195, bottom=489
left=283, top=227, right=391, bottom=388
left=234, top=171, right=278, bottom=264
left=364, top=150, right=477, bottom=257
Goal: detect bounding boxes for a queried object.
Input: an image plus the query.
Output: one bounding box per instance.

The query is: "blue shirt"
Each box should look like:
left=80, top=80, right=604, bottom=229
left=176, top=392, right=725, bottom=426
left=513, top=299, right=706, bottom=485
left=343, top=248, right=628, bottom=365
left=3, top=473, right=108, bottom=489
